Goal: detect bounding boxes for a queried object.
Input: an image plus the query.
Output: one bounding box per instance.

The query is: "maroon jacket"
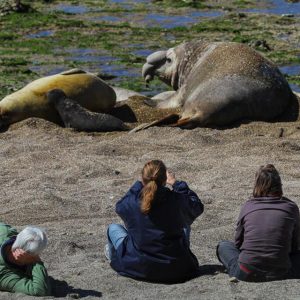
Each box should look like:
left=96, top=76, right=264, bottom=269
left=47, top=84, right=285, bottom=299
left=235, top=196, right=300, bottom=275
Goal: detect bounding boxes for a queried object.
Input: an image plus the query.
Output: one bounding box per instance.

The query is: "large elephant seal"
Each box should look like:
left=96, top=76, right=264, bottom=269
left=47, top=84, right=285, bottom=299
left=140, top=40, right=297, bottom=129
left=0, top=69, right=117, bottom=129
left=47, top=89, right=128, bottom=132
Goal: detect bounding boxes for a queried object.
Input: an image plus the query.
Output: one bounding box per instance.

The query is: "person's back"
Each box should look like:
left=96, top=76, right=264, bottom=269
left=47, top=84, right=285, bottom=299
left=217, top=164, right=300, bottom=282
left=237, top=197, right=299, bottom=275
left=105, top=160, right=204, bottom=283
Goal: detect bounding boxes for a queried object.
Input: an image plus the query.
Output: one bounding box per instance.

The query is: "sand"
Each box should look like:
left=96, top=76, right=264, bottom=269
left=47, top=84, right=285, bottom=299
left=0, top=107, right=300, bottom=299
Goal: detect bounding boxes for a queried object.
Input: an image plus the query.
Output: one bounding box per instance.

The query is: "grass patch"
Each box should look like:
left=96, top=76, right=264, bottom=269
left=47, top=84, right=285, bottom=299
left=0, top=0, right=299, bottom=99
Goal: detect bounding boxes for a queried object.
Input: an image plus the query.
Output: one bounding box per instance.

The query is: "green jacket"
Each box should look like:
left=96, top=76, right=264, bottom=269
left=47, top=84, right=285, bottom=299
left=0, top=223, right=51, bottom=296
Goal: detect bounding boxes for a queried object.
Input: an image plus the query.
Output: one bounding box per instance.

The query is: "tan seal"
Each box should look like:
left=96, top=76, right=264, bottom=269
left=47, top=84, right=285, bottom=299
left=0, top=69, right=116, bottom=129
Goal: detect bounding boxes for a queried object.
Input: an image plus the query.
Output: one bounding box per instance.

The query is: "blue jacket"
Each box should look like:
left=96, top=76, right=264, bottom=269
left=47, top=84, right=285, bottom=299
left=110, top=180, right=204, bottom=283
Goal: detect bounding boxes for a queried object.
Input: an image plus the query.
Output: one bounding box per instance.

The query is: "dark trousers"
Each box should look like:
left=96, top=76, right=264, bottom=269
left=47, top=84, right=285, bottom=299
left=216, top=240, right=300, bottom=282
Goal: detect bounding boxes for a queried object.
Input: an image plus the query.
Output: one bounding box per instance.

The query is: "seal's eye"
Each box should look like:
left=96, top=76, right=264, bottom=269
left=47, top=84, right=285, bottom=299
left=166, top=58, right=172, bottom=63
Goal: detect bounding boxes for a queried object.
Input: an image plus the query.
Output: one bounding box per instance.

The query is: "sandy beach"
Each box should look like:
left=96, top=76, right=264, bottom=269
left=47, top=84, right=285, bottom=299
left=0, top=0, right=299, bottom=297
left=0, top=106, right=300, bottom=299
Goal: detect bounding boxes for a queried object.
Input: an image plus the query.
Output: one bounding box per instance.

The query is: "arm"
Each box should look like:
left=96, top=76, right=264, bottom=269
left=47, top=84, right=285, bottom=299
left=234, top=204, right=246, bottom=249
left=234, top=219, right=244, bottom=249
left=291, top=205, right=300, bottom=253
left=172, top=180, right=204, bottom=225
left=115, top=181, right=143, bottom=221
left=0, top=262, right=51, bottom=296
left=0, top=223, right=18, bottom=240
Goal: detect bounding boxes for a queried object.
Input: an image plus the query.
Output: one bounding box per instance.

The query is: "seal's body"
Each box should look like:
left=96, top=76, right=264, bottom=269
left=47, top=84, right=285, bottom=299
left=142, top=41, right=296, bottom=128
left=0, top=69, right=116, bottom=128
left=47, top=89, right=128, bottom=132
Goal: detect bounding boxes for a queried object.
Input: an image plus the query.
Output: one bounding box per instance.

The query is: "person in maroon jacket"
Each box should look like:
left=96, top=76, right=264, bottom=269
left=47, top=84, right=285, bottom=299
left=217, top=164, right=300, bottom=282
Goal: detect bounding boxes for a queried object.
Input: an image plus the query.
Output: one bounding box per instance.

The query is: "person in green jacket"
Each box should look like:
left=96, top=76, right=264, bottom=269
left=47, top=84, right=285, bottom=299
left=0, top=223, right=51, bottom=296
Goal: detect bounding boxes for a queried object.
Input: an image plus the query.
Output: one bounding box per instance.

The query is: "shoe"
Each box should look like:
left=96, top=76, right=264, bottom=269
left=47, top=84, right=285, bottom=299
left=104, top=244, right=111, bottom=262
left=229, top=276, right=239, bottom=283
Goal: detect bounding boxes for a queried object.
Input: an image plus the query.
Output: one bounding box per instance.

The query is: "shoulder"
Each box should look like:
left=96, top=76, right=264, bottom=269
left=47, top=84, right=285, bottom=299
left=121, top=181, right=143, bottom=200
left=128, top=181, right=143, bottom=194
left=172, top=181, right=189, bottom=190
left=282, top=197, right=300, bottom=211
left=116, top=181, right=143, bottom=212
left=0, top=224, right=17, bottom=245
left=237, top=198, right=256, bottom=219
left=282, top=196, right=298, bottom=205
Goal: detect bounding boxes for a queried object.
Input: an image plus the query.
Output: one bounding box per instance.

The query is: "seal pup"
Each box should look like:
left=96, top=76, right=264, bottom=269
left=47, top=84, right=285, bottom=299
left=0, top=69, right=116, bottom=129
left=47, top=89, right=128, bottom=132
left=138, top=40, right=297, bottom=130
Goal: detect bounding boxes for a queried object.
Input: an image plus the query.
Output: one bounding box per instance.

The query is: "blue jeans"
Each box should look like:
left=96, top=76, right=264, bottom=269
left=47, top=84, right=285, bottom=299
left=216, top=240, right=300, bottom=281
left=107, top=224, right=191, bottom=259
left=107, top=224, right=128, bottom=260
left=217, top=240, right=270, bottom=282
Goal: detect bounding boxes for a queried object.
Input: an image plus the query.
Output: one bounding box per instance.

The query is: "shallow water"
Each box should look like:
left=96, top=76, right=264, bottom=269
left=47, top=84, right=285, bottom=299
left=245, top=0, right=300, bottom=15
left=27, top=30, right=54, bottom=38
left=54, top=4, right=88, bottom=14
left=280, top=64, right=300, bottom=76
left=42, top=1, right=300, bottom=92
left=280, top=64, right=300, bottom=92
left=93, top=11, right=222, bottom=29
left=54, top=0, right=300, bottom=20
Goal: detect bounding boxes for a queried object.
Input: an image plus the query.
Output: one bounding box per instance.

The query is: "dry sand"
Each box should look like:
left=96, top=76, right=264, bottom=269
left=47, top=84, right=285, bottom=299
left=1, top=106, right=300, bottom=299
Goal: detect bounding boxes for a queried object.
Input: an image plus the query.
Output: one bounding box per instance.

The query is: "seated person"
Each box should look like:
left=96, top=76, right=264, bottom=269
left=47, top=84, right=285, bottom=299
left=217, top=164, right=300, bottom=282
left=105, top=159, right=204, bottom=283
left=0, top=223, right=51, bottom=296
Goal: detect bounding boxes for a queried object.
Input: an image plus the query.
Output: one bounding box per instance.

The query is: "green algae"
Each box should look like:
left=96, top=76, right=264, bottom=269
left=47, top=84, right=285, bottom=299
left=0, top=0, right=299, bottom=100
left=289, top=76, right=300, bottom=87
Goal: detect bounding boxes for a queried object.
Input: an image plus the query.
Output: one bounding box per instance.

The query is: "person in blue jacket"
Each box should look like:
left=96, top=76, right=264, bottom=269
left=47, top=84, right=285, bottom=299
left=105, top=159, right=204, bottom=283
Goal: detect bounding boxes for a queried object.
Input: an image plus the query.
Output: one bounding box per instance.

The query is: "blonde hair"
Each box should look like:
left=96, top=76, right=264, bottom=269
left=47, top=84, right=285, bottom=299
left=140, top=160, right=167, bottom=214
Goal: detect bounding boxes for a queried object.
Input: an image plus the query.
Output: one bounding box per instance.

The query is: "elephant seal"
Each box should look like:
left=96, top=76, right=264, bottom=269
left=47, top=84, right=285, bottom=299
left=0, top=69, right=117, bottom=129
left=112, top=86, right=144, bottom=102
left=47, top=89, right=128, bottom=132
left=140, top=40, right=297, bottom=129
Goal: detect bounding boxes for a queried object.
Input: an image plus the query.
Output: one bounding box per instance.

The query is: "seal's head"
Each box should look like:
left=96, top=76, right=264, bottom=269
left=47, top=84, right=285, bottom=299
left=142, top=48, right=180, bottom=90
left=47, top=89, right=67, bottom=106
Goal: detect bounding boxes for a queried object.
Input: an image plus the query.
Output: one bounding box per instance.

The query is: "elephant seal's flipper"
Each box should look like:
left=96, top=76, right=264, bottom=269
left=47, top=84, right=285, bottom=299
left=129, top=113, right=180, bottom=133
left=170, top=117, right=198, bottom=129
left=144, top=98, right=159, bottom=108
left=47, top=89, right=128, bottom=132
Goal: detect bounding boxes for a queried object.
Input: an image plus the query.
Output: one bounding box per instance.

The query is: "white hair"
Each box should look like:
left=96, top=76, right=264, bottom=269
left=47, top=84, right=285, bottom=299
left=12, top=226, right=48, bottom=255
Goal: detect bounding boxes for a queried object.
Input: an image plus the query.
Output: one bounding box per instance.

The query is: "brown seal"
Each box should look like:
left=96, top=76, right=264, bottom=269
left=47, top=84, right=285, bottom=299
left=47, top=89, right=128, bottom=132
left=140, top=40, right=298, bottom=130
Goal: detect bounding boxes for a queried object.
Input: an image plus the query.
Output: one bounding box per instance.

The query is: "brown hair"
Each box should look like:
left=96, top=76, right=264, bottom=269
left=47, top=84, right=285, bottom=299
left=253, top=164, right=283, bottom=198
left=140, top=160, right=167, bottom=214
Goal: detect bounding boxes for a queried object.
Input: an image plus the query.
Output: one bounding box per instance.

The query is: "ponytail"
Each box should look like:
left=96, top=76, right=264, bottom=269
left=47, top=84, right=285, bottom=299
left=140, top=160, right=167, bottom=214
left=141, top=181, right=158, bottom=214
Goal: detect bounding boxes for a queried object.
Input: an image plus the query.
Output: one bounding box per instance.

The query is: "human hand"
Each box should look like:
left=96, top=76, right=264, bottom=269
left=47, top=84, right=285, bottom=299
left=13, top=248, right=41, bottom=265
left=166, top=170, right=176, bottom=186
